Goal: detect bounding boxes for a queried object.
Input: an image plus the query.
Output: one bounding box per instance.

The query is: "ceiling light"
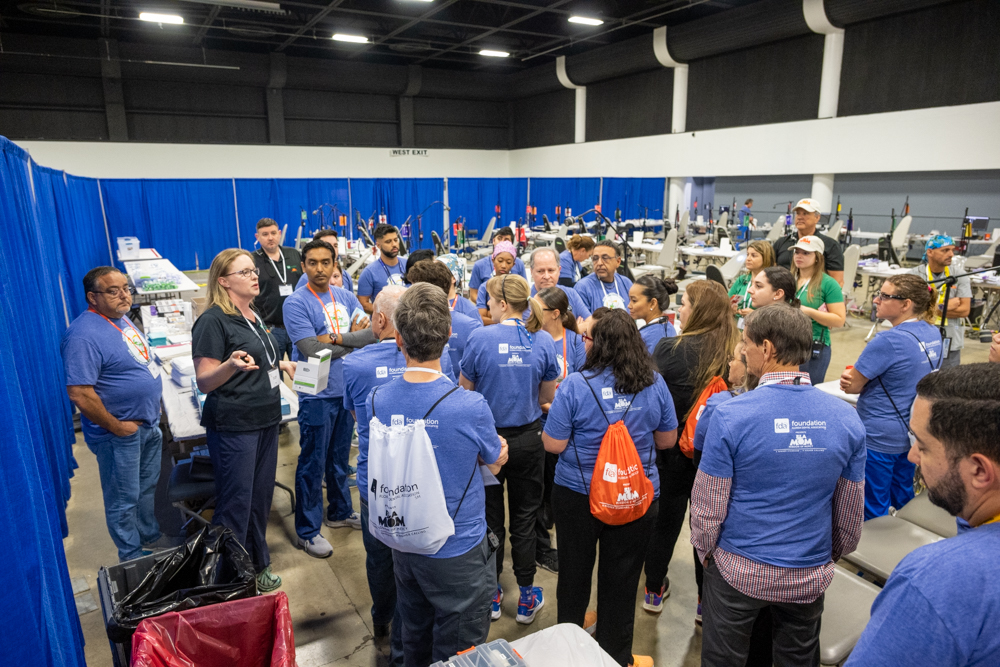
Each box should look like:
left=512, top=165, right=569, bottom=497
left=568, top=16, right=604, bottom=26
left=332, top=33, right=369, bottom=43
left=139, top=12, right=184, bottom=24
left=479, top=49, right=510, bottom=58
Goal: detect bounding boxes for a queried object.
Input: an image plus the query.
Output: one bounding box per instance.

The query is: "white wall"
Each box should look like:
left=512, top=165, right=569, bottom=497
left=508, top=102, right=1000, bottom=178
left=14, top=141, right=510, bottom=180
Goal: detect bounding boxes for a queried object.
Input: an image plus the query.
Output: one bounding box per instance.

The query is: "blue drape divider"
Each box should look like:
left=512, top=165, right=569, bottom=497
left=100, top=179, right=239, bottom=271
left=349, top=178, right=444, bottom=251
left=448, top=178, right=528, bottom=242
left=601, top=177, right=667, bottom=222
left=0, top=137, right=85, bottom=667
left=528, top=177, right=601, bottom=223
left=234, top=178, right=351, bottom=251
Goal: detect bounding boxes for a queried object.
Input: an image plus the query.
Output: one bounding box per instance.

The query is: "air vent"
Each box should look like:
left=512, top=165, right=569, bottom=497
left=18, top=2, right=82, bottom=18
left=225, top=24, right=277, bottom=38
left=389, top=42, right=433, bottom=53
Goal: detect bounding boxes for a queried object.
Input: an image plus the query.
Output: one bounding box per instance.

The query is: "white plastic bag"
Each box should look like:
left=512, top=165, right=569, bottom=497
left=367, top=416, right=455, bottom=555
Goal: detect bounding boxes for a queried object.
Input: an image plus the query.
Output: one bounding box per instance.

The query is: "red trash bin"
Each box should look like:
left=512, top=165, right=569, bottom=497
left=131, top=592, right=295, bottom=667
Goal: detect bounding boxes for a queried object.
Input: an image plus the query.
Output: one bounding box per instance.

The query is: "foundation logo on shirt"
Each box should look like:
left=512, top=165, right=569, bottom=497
left=391, top=414, right=404, bottom=427
left=376, top=366, right=388, bottom=378
left=508, top=353, right=523, bottom=365
left=121, top=330, right=150, bottom=366
left=789, top=433, right=813, bottom=448
left=774, top=418, right=790, bottom=433
left=323, top=301, right=351, bottom=334
left=386, top=274, right=406, bottom=287
left=602, top=462, right=618, bottom=483
left=614, top=397, right=632, bottom=411
left=498, top=343, right=509, bottom=354
left=602, top=387, right=613, bottom=400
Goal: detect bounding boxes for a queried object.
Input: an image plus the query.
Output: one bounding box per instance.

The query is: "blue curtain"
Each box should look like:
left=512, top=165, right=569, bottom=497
left=448, top=178, right=528, bottom=241
left=234, top=178, right=351, bottom=251
left=0, top=137, right=85, bottom=667
left=350, top=178, right=444, bottom=251
left=601, top=178, right=667, bottom=221
left=529, top=178, right=601, bottom=222
left=100, top=179, right=239, bottom=270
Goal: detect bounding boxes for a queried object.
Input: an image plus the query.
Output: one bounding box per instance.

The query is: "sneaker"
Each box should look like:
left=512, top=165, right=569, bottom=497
left=348, top=464, right=357, bottom=477
left=536, top=549, right=558, bottom=573
left=297, top=534, right=333, bottom=558
left=630, top=656, right=654, bottom=667
left=642, top=578, right=670, bottom=613
left=584, top=610, right=597, bottom=636
left=695, top=597, right=703, bottom=627
left=324, top=512, right=362, bottom=530
left=516, top=586, right=544, bottom=624
left=491, top=586, right=503, bottom=621
left=256, top=566, right=282, bottom=592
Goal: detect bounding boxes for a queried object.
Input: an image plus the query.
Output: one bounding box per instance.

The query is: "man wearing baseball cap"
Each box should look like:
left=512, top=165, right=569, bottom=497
left=908, top=234, right=971, bottom=369
left=773, top=198, right=845, bottom=285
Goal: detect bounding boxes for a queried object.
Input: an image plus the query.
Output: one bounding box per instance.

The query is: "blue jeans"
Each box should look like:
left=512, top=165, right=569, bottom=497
left=799, top=342, right=832, bottom=386
left=864, top=449, right=916, bottom=519
left=295, top=397, right=356, bottom=539
left=86, top=423, right=162, bottom=562
left=360, top=500, right=404, bottom=665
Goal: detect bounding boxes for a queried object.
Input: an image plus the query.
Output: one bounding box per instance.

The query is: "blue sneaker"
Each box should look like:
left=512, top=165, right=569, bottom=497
left=491, top=585, right=503, bottom=621
left=516, top=586, right=544, bottom=624
left=642, top=578, right=670, bottom=613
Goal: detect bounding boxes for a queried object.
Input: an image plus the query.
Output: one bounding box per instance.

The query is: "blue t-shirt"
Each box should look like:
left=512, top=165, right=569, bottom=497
left=296, top=271, right=352, bottom=295
left=448, top=310, right=482, bottom=375
left=544, top=368, right=677, bottom=497
left=559, top=250, right=581, bottom=285
left=531, top=284, right=592, bottom=320
left=61, top=311, right=163, bottom=439
left=553, top=330, right=587, bottom=380
left=692, top=390, right=737, bottom=453
left=638, top=318, right=677, bottom=355
left=469, top=255, right=526, bottom=290
left=450, top=295, right=480, bottom=321
left=846, top=522, right=1000, bottom=667
left=461, top=323, right=559, bottom=428
left=366, top=376, right=501, bottom=559
left=699, top=383, right=867, bottom=568
left=475, top=274, right=530, bottom=311
left=342, top=340, right=455, bottom=494
left=357, top=257, right=406, bottom=301
left=574, top=272, right=633, bottom=313
left=855, top=320, right=942, bottom=454
left=282, top=283, right=363, bottom=400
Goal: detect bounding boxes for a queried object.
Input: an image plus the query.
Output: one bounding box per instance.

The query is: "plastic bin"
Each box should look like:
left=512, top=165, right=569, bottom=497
left=130, top=592, right=296, bottom=667
left=118, top=236, right=140, bottom=260
left=430, top=639, right=527, bottom=667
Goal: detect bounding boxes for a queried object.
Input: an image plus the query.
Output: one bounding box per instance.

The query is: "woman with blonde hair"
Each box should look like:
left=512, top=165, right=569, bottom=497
left=729, top=240, right=775, bottom=326
left=461, top=273, right=560, bottom=625
left=642, top=280, right=738, bottom=623
left=791, top=236, right=846, bottom=384
left=192, top=248, right=296, bottom=593
left=840, top=274, right=943, bottom=519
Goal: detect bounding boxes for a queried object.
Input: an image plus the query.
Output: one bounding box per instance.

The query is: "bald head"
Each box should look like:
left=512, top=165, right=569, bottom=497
left=530, top=247, right=561, bottom=290
left=373, top=285, right=406, bottom=339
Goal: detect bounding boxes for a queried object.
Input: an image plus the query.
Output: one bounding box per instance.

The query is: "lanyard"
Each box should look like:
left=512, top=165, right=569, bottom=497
left=89, top=309, right=150, bottom=363
left=380, top=258, right=398, bottom=282
left=927, top=265, right=949, bottom=309
left=267, top=250, right=287, bottom=284
left=557, top=334, right=568, bottom=380
left=405, top=367, right=447, bottom=378
left=241, top=313, right=277, bottom=368
left=307, top=283, right=341, bottom=336
left=983, top=513, right=1000, bottom=526
left=739, top=277, right=752, bottom=310
left=601, top=275, right=622, bottom=299
left=796, top=281, right=809, bottom=301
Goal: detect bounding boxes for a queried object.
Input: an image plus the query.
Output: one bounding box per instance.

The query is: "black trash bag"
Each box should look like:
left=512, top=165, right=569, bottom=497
left=107, top=524, right=257, bottom=643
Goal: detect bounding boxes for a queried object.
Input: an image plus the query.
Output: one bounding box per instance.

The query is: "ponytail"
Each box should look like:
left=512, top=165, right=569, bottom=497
left=534, top=287, right=579, bottom=334
left=885, top=274, right=938, bottom=323
left=635, top=274, right=678, bottom=314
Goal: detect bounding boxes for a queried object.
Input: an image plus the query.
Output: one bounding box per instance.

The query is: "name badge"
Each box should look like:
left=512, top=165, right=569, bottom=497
left=268, top=368, right=281, bottom=388
left=737, top=317, right=745, bottom=330
left=603, top=293, right=626, bottom=310
left=149, top=362, right=161, bottom=379
left=279, top=284, right=293, bottom=296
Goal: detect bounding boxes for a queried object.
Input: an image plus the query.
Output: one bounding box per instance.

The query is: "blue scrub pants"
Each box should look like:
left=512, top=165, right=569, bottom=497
left=864, top=449, right=916, bottom=520
left=295, top=397, right=356, bottom=539
left=86, top=423, right=163, bottom=562
left=799, top=342, right=832, bottom=386
left=360, top=500, right=404, bottom=665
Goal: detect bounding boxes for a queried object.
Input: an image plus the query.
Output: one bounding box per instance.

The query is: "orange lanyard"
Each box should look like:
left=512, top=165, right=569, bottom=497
left=307, top=284, right=341, bottom=335
left=983, top=513, right=1000, bottom=526
left=449, top=297, right=457, bottom=311
left=561, top=335, right=568, bottom=380
left=89, top=308, right=149, bottom=362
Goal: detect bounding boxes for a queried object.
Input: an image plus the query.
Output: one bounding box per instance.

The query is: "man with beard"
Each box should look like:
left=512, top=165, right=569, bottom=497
left=846, top=363, right=1000, bottom=666
left=358, top=224, right=405, bottom=314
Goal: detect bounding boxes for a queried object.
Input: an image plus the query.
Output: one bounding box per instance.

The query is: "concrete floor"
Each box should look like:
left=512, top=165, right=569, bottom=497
left=65, top=318, right=994, bottom=667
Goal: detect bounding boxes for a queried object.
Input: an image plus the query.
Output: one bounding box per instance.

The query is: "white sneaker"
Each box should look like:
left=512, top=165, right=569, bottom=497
left=297, top=534, right=334, bottom=558
left=324, top=512, right=362, bottom=530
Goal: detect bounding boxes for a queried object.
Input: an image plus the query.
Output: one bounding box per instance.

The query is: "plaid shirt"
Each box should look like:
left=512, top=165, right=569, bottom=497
left=690, top=371, right=865, bottom=604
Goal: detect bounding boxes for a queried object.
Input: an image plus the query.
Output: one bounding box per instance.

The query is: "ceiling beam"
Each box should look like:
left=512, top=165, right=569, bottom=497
left=347, top=0, right=464, bottom=59
left=192, top=5, right=222, bottom=46
left=466, top=0, right=662, bottom=28
left=100, top=0, right=110, bottom=37
left=275, top=0, right=348, bottom=52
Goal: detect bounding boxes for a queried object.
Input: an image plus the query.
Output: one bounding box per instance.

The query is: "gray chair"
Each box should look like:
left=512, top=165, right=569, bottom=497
left=632, top=228, right=677, bottom=279
left=894, top=492, right=958, bottom=538
left=842, top=514, right=944, bottom=581
left=168, top=459, right=216, bottom=530
left=819, top=566, right=882, bottom=666
left=705, top=264, right=725, bottom=287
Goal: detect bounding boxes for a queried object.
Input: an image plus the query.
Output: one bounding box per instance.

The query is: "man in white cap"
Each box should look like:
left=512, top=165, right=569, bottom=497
left=773, top=198, right=844, bottom=285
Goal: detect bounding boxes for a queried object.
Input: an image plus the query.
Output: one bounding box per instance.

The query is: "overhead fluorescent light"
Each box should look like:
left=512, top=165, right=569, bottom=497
left=479, top=50, right=510, bottom=58
left=400, top=0, right=435, bottom=2
left=139, top=12, right=184, bottom=24
left=568, top=16, right=604, bottom=26
left=332, top=33, right=369, bottom=43
left=177, top=0, right=286, bottom=13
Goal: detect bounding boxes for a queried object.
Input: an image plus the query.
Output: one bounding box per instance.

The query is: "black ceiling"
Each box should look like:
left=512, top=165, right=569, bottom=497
left=2, top=0, right=764, bottom=70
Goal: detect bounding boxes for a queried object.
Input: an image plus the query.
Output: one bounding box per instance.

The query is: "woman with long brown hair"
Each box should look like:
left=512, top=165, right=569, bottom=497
left=641, top=279, right=738, bottom=623
left=191, top=248, right=296, bottom=593
left=791, top=236, right=846, bottom=384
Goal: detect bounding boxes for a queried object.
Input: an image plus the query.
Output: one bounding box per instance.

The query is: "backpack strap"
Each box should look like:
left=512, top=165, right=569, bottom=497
left=423, top=386, right=460, bottom=420
left=576, top=374, right=646, bottom=490
left=371, top=385, right=380, bottom=421
left=450, top=461, right=479, bottom=520
left=583, top=374, right=611, bottom=426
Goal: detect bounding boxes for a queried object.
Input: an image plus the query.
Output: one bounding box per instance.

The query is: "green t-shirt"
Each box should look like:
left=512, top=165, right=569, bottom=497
left=728, top=272, right=754, bottom=324
left=797, top=273, right=844, bottom=345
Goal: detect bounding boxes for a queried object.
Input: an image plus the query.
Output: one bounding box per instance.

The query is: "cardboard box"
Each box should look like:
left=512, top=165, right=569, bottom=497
left=292, top=349, right=332, bottom=395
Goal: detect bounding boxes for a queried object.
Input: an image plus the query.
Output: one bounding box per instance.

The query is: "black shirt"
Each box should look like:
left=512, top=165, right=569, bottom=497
left=191, top=305, right=282, bottom=432
left=773, top=231, right=844, bottom=273
left=652, top=335, right=704, bottom=426
left=253, top=247, right=304, bottom=328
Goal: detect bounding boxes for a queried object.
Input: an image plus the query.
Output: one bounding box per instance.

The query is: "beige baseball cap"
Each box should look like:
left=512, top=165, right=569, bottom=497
left=792, top=235, right=825, bottom=254
left=793, top=198, right=821, bottom=213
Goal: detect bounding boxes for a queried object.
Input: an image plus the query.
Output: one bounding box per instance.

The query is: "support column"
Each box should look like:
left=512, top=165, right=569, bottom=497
left=804, top=0, right=844, bottom=119
left=399, top=65, right=422, bottom=148
left=556, top=56, right=586, bottom=143
left=266, top=53, right=287, bottom=144
left=653, top=26, right=689, bottom=133
left=668, top=177, right=686, bottom=221
left=811, top=174, right=835, bottom=215
left=98, top=39, right=128, bottom=141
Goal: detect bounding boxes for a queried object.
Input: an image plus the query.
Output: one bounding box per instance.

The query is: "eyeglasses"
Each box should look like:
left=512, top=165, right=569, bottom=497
left=581, top=333, right=593, bottom=342
left=592, top=254, right=617, bottom=264
left=226, top=267, right=260, bottom=279
left=91, top=286, right=136, bottom=298
left=873, top=291, right=906, bottom=301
